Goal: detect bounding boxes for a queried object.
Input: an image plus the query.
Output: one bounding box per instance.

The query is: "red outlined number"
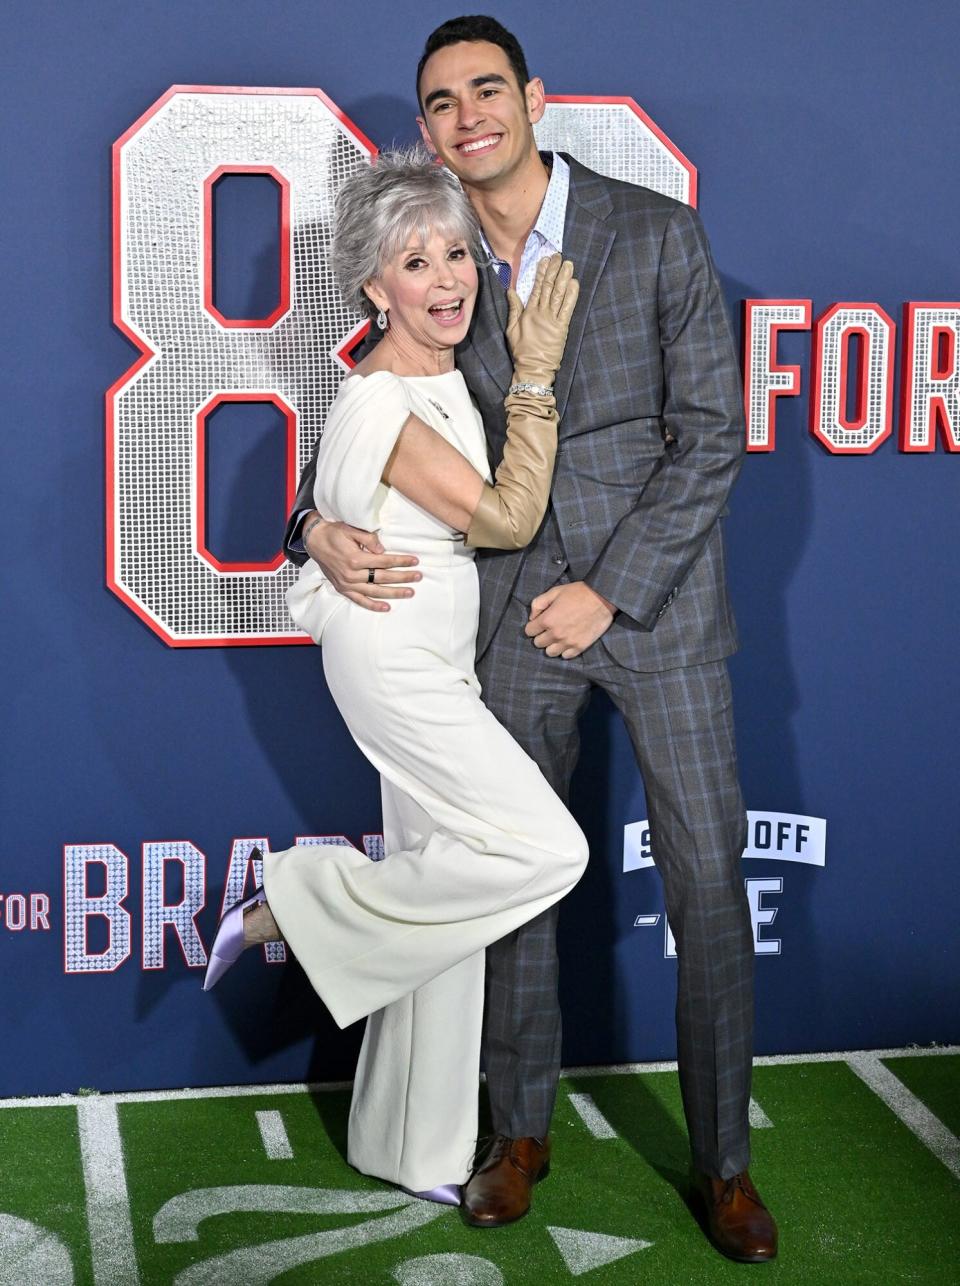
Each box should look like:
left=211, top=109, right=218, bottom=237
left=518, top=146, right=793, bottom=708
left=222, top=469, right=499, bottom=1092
left=203, top=165, right=291, bottom=329
left=194, top=393, right=298, bottom=573
left=107, top=86, right=376, bottom=646
left=538, top=96, right=696, bottom=206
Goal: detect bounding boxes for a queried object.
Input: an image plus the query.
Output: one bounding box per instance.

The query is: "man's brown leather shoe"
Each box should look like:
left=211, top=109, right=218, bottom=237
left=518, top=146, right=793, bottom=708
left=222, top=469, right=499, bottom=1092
left=694, top=1170, right=778, bottom=1262
left=462, top=1134, right=550, bottom=1227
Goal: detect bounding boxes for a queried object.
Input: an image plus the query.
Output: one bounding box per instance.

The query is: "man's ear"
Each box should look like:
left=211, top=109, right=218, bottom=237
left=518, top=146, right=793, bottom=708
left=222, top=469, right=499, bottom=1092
left=416, top=116, right=437, bottom=155
left=525, top=77, right=547, bottom=126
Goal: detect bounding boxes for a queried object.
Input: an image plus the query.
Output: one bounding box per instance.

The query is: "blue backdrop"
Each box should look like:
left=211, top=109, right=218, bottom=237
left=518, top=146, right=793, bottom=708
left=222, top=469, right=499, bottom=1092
left=2, top=0, right=957, bottom=1097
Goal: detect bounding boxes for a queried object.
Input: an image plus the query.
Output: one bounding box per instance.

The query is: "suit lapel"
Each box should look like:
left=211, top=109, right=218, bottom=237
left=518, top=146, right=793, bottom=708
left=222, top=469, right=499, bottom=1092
left=458, top=262, right=513, bottom=397
left=552, top=157, right=616, bottom=422
left=458, top=157, right=616, bottom=423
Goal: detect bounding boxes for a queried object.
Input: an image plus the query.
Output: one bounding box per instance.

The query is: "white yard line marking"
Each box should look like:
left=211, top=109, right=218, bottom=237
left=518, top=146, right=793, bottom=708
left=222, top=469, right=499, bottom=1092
left=561, top=1044, right=960, bottom=1079
left=847, top=1052, right=960, bottom=1181
left=567, top=1092, right=618, bottom=1139
left=749, top=1096, right=773, bottom=1128
left=77, top=1097, right=140, bottom=1286
left=1, top=1046, right=955, bottom=1112
left=256, top=1109, right=293, bottom=1160
left=0, top=1080, right=351, bottom=1111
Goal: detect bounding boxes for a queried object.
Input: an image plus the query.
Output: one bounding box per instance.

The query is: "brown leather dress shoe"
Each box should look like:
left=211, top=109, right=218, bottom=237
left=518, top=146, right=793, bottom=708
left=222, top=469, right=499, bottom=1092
left=462, top=1134, right=551, bottom=1227
left=694, top=1170, right=778, bottom=1262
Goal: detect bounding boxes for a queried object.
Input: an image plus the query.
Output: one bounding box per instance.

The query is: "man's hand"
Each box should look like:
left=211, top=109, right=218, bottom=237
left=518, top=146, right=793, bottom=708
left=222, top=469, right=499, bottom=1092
left=524, top=582, right=616, bottom=658
left=303, top=513, right=421, bottom=612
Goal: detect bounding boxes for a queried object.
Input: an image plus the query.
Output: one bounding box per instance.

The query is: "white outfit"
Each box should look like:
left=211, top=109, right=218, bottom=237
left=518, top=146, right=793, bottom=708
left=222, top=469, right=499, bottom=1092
left=270, top=369, right=587, bottom=1193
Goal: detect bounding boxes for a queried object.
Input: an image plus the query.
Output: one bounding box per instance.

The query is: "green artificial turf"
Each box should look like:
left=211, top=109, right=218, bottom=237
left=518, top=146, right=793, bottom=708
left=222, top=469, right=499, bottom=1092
left=1, top=1053, right=957, bottom=1283
left=883, top=1053, right=960, bottom=1137
left=0, top=1104, right=92, bottom=1283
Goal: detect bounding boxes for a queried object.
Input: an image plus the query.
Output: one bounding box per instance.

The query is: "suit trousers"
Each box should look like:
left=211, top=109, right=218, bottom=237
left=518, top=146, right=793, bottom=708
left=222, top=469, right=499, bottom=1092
left=476, top=593, right=754, bottom=1179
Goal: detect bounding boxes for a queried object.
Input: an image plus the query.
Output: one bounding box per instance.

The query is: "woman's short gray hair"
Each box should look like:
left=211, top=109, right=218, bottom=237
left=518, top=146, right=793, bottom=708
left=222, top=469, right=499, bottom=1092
left=332, top=145, right=481, bottom=320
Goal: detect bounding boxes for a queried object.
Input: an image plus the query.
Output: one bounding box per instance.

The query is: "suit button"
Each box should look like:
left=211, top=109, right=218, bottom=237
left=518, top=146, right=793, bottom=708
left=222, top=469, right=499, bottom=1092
left=552, top=553, right=564, bottom=566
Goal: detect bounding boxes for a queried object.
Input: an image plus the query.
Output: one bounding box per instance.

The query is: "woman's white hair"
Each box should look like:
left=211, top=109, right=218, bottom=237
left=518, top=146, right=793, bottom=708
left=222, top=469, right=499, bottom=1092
left=331, top=145, right=481, bottom=320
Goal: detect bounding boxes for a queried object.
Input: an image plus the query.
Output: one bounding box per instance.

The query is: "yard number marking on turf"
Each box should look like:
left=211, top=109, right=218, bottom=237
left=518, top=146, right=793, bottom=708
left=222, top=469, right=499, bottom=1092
left=0, top=1214, right=74, bottom=1284
left=749, top=1097, right=773, bottom=1128
left=1, top=1047, right=953, bottom=1280
left=567, top=1093, right=618, bottom=1140
left=847, top=1053, right=960, bottom=1181
left=154, top=1185, right=411, bottom=1241
left=393, top=1253, right=504, bottom=1284
left=255, top=1110, right=293, bottom=1159
left=153, top=1186, right=445, bottom=1284
left=547, top=1227, right=653, bottom=1275
left=77, top=1097, right=140, bottom=1285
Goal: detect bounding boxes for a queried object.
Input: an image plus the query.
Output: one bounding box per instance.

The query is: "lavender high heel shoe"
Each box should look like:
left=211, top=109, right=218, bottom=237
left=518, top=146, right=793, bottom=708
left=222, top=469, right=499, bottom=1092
left=403, top=1184, right=462, bottom=1206
left=202, top=888, right=268, bottom=991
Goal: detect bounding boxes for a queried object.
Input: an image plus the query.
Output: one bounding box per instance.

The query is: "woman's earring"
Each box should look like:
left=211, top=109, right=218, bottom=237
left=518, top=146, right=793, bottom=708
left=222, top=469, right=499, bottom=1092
left=376, top=308, right=388, bottom=331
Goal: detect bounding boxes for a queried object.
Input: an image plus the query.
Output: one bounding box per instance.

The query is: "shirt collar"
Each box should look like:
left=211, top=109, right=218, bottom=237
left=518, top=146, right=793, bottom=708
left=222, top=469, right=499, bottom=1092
left=479, top=152, right=570, bottom=263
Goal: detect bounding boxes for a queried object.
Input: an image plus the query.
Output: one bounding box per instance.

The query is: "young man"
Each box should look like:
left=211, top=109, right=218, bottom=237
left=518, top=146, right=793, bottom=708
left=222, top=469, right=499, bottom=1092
left=286, top=15, right=777, bottom=1262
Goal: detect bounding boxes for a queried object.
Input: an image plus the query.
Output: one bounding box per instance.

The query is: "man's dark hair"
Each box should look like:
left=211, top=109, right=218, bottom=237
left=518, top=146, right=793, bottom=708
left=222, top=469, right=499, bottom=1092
left=416, top=15, right=531, bottom=108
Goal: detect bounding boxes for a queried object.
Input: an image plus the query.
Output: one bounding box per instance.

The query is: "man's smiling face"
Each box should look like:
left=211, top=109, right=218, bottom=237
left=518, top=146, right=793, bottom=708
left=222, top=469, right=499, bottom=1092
left=417, top=40, right=545, bottom=190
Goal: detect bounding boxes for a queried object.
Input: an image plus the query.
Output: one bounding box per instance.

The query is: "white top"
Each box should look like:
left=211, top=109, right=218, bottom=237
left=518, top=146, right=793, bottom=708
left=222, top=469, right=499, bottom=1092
left=287, top=369, right=490, bottom=643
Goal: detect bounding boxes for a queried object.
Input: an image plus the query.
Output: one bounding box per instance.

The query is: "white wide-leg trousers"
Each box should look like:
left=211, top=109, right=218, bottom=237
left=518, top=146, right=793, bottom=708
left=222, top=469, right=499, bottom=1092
left=264, top=561, right=587, bottom=1190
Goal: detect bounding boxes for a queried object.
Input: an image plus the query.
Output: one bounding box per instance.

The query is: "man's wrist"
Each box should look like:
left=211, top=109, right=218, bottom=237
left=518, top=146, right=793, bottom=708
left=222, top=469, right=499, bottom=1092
left=302, top=513, right=324, bottom=546
left=585, top=583, right=617, bottom=617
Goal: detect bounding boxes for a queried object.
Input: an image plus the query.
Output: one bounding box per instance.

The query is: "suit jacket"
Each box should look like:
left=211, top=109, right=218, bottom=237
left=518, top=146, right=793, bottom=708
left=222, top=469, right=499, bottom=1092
left=284, top=155, right=744, bottom=673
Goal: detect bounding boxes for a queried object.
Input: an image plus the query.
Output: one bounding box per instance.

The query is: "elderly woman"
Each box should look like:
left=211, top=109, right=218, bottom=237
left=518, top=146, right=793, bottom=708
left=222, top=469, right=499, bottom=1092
left=204, top=149, right=584, bottom=1204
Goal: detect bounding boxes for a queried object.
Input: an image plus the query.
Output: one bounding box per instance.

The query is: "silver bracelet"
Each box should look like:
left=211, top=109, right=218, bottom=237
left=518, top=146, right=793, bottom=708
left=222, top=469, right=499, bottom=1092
left=508, top=381, right=553, bottom=398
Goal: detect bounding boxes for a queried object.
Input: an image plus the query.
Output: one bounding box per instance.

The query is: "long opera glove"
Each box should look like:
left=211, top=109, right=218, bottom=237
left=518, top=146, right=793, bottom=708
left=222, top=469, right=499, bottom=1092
left=466, top=255, right=579, bottom=551
left=465, top=387, right=559, bottom=550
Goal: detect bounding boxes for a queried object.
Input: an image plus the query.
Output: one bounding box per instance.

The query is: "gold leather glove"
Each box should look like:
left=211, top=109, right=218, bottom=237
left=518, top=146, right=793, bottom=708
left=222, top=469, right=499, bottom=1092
left=466, top=256, right=579, bottom=550
left=506, top=254, right=579, bottom=384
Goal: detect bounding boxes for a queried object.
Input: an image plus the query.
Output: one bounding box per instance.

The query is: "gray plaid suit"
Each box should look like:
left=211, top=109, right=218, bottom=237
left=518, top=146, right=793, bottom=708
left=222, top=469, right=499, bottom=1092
left=285, top=156, right=754, bottom=1179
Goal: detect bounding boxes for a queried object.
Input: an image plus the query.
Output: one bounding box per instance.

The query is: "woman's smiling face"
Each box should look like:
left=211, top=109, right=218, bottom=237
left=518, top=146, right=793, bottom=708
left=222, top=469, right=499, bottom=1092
left=364, top=228, right=479, bottom=354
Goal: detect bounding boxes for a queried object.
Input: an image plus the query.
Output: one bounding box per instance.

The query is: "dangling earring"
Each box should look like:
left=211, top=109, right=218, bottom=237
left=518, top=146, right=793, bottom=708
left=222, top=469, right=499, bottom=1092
left=376, top=308, right=388, bottom=331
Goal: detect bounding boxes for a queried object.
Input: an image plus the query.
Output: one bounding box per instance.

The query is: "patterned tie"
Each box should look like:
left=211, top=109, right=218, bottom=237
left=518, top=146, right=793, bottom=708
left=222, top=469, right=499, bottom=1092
left=492, top=259, right=511, bottom=290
